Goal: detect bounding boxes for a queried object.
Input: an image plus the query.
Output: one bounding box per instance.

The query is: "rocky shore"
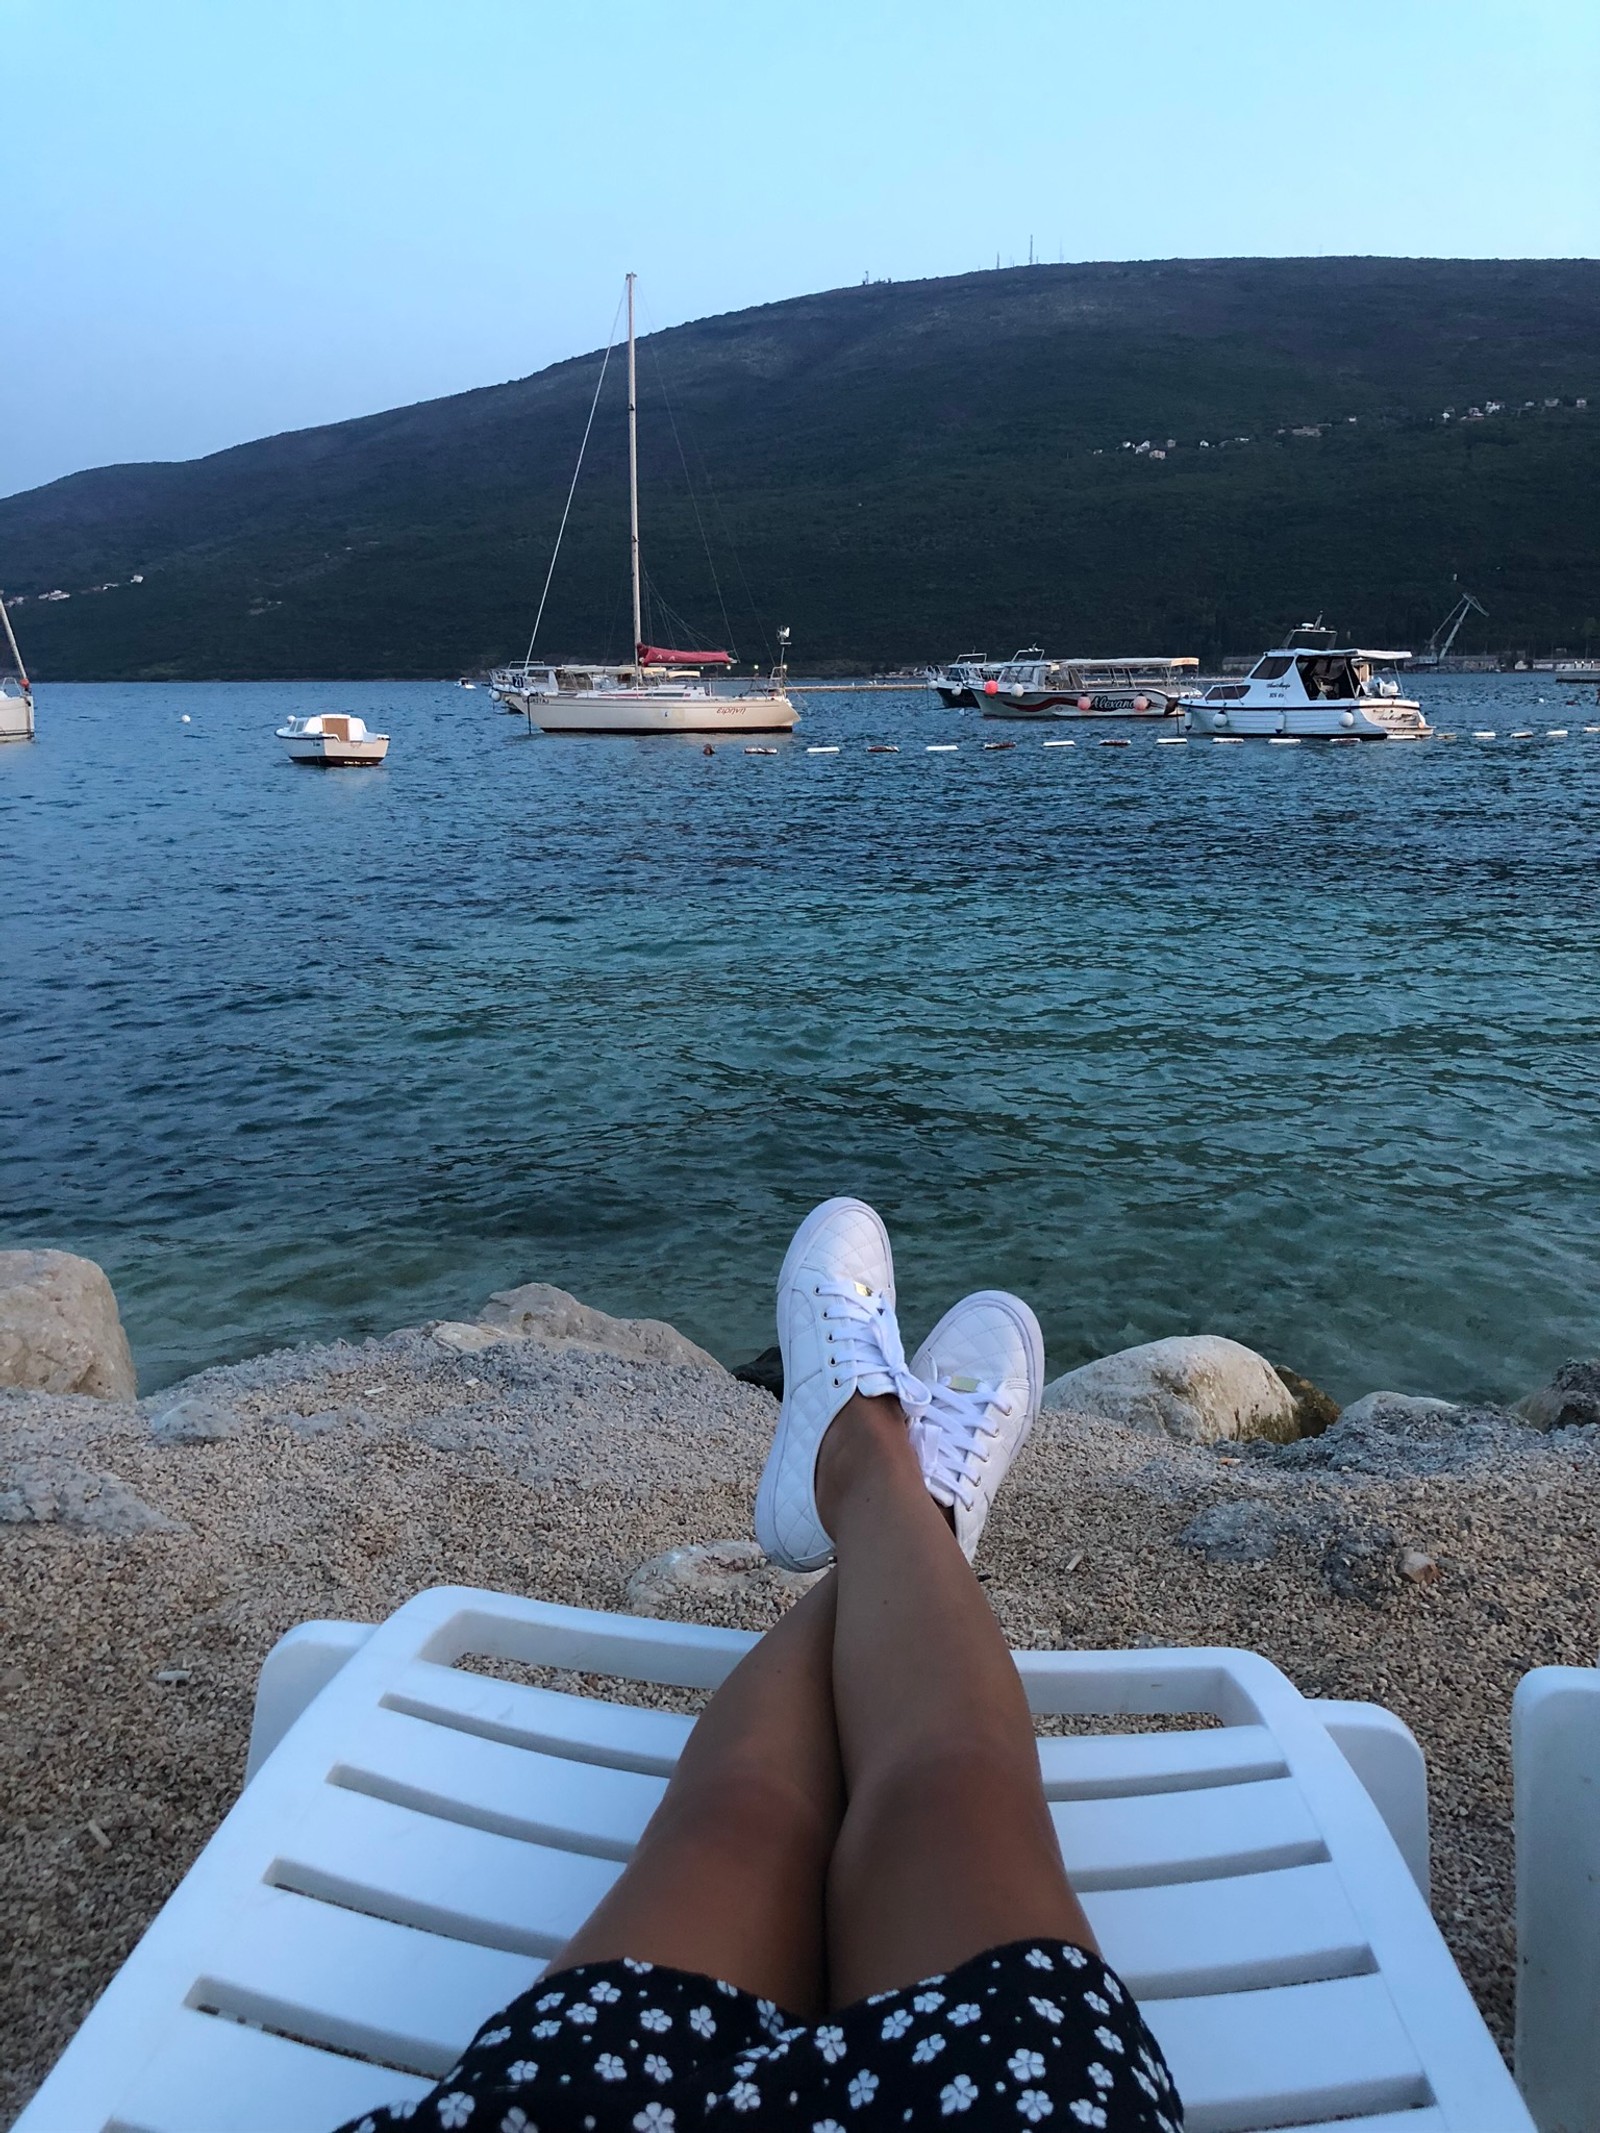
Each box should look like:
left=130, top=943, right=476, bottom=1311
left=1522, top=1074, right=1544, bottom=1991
left=3, top=1253, right=1598, bottom=2118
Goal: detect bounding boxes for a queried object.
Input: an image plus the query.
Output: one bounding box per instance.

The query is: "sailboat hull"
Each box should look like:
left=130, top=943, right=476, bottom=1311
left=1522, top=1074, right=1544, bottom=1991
left=517, top=692, right=798, bottom=735
left=0, top=690, right=34, bottom=743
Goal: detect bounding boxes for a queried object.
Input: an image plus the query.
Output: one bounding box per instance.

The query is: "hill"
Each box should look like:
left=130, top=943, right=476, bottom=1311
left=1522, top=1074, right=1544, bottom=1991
left=2, top=257, right=1598, bottom=677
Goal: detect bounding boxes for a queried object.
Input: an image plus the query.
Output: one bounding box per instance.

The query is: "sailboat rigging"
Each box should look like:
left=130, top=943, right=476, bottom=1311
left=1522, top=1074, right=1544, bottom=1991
left=0, top=596, right=34, bottom=743
left=503, top=274, right=798, bottom=735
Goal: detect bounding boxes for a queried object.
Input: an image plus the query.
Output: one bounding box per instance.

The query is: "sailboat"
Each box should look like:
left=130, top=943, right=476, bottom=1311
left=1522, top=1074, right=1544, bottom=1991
left=0, top=595, right=35, bottom=743
left=508, top=276, right=798, bottom=736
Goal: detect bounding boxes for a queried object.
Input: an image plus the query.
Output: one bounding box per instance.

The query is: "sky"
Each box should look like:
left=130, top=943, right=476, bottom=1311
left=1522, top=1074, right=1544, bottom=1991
left=3, top=0, right=1597, bottom=499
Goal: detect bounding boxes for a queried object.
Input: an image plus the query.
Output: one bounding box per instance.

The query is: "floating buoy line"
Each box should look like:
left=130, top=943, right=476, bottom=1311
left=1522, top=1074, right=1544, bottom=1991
left=703, top=725, right=1600, bottom=760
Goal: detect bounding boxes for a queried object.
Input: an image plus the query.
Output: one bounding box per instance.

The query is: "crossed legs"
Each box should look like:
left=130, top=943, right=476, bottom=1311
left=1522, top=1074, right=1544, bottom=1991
left=546, top=1392, right=1095, bottom=2017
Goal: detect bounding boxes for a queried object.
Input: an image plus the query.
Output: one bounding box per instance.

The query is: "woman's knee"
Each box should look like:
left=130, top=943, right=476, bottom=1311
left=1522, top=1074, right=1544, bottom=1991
left=649, top=1762, right=839, bottom=1862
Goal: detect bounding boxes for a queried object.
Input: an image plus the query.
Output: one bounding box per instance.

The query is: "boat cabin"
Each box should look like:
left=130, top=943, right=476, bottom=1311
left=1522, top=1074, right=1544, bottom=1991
left=1198, top=630, right=1412, bottom=707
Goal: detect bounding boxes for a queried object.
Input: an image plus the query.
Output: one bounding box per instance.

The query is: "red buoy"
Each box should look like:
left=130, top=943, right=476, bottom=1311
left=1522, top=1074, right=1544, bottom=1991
left=983, top=678, right=999, bottom=695
left=1133, top=695, right=1150, bottom=713
left=1077, top=695, right=1092, bottom=711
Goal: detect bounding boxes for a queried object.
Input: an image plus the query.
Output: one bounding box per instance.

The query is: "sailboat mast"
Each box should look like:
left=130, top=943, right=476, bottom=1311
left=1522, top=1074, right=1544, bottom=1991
left=626, top=272, right=642, bottom=662
left=0, top=594, right=28, bottom=691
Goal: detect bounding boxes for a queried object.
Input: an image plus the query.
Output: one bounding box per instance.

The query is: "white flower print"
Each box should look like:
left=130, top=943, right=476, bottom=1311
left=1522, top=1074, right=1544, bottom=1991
left=1061, top=1947, right=1088, bottom=1969
left=814, top=2025, right=846, bottom=2064
left=535, top=1991, right=565, bottom=2012
left=1016, top=2090, right=1054, bottom=2123
left=1086, top=2064, right=1113, bottom=2092
left=355, top=2120, right=377, bottom=2133
left=478, top=2026, right=512, bottom=2048
left=880, top=2007, right=913, bottom=2040
left=717, top=1978, right=740, bottom=1997
left=595, top=2053, right=627, bottom=2082
left=1028, top=1996, right=1064, bottom=2025
left=1008, top=2049, right=1046, bottom=2082
left=589, top=1980, right=621, bottom=2004
left=1068, top=2104, right=1107, bottom=2129
left=1024, top=1948, right=1055, bottom=1971
left=913, top=1990, right=945, bottom=2013
left=644, top=2054, right=672, bottom=2085
left=499, top=2112, right=530, bottom=2133
left=689, top=2005, right=716, bottom=2039
left=813, top=2122, right=845, bottom=2133
left=436, top=2096, right=475, bottom=2130
left=1093, top=2025, right=1124, bottom=2054
left=848, top=2070, right=880, bottom=2109
left=394, top=2109, right=418, bottom=2123
left=1132, top=2068, right=1158, bottom=2099
left=505, top=2060, right=539, bottom=2084
left=947, top=2002, right=981, bottom=2027
left=566, top=2003, right=597, bottom=2026
left=912, top=2033, right=946, bottom=2064
left=633, top=2108, right=675, bottom=2132
left=728, top=2081, right=761, bottom=2112
left=623, top=1956, right=653, bottom=1974
left=639, top=2006, right=672, bottom=2033
left=530, top=2020, right=561, bottom=2040
left=1102, top=1974, right=1124, bottom=2002
left=1083, top=1992, right=1109, bottom=2015
left=940, top=2074, right=980, bottom=2115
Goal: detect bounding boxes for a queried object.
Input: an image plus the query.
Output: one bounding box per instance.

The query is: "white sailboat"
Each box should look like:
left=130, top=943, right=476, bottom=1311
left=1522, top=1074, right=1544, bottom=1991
left=508, top=276, right=798, bottom=736
left=0, top=595, right=35, bottom=743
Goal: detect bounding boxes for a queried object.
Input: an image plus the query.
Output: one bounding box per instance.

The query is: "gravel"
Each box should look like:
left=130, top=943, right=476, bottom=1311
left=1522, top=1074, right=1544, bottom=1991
left=5, top=1321, right=1597, bottom=2116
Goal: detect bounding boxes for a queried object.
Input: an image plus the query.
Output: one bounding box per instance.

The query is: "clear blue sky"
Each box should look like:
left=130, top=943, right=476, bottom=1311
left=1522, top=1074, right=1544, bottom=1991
left=4, top=0, right=1596, bottom=498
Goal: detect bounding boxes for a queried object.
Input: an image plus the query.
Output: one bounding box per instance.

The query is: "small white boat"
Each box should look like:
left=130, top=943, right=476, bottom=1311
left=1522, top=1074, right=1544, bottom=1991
left=276, top=713, right=390, bottom=766
left=1182, top=624, right=1430, bottom=739
left=979, top=652, right=1198, bottom=719
left=927, top=652, right=997, bottom=706
left=489, top=662, right=560, bottom=710
left=0, top=595, right=34, bottom=743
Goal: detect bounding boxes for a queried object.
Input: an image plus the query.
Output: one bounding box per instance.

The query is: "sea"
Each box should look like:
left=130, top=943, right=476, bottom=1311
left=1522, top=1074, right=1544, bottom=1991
left=4, top=677, right=1598, bottom=1400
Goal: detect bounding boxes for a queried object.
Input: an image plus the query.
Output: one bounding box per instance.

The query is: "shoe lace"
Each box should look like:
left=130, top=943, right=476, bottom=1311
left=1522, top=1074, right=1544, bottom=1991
left=911, top=1376, right=1013, bottom=1512
left=816, top=1279, right=932, bottom=1419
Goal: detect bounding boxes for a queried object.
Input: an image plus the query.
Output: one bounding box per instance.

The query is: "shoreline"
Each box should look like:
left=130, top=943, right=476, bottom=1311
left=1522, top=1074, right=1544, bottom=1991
left=4, top=1293, right=1598, bottom=2115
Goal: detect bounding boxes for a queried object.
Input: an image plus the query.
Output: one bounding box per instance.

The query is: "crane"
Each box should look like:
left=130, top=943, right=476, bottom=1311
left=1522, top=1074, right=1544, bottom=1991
left=1418, top=589, right=1488, bottom=667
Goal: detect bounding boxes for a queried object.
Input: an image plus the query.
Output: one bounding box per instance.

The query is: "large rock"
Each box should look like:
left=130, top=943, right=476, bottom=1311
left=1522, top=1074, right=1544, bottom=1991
left=0, top=1250, right=137, bottom=1401
left=1516, top=1359, right=1600, bottom=1432
left=1041, top=1335, right=1299, bottom=1444
left=479, top=1283, right=724, bottom=1373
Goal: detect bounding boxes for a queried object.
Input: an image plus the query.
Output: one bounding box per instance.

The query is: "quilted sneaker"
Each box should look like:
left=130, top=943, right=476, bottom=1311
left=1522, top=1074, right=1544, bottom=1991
left=907, top=1291, right=1044, bottom=1561
left=754, top=1197, right=932, bottom=1570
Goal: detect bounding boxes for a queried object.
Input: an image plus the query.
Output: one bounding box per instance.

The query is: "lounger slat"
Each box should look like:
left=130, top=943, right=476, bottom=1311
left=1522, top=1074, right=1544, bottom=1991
left=106, top=2007, right=431, bottom=2133
left=192, top=1886, right=540, bottom=2076
left=1146, top=1973, right=1430, bottom=2133
left=385, top=1657, right=696, bottom=1774
left=1288, top=2114, right=1447, bottom=2133
left=1051, top=1775, right=1324, bottom=1889
left=1086, top=1861, right=1372, bottom=1998
left=1036, top=1723, right=1286, bottom=1798
left=335, top=1703, right=667, bottom=1856
left=273, top=1785, right=622, bottom=1953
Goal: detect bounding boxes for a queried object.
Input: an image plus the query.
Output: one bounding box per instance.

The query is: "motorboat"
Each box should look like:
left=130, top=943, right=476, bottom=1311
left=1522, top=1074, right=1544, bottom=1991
left=276, top=712, right=390, bottom=766
left=1181, top=625, right=1429, bottom=739
left=489, top=661, right=560, bottom=710
left=979, top=652, right=1198, bottom=719
left=511, top=276, right=796, bottom=738
left=0, top=596, right=34, bottom=743
left=1554, top=662, right=1600, bottom=686
left=927, top=653, right=994, bottom=707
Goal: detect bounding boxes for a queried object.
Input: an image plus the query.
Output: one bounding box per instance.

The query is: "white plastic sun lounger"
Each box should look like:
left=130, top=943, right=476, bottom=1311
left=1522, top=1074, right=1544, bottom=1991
left=1513, top=1664, right=1600, bottom=2133
left=17, top=1586, right=1530, bottom=2133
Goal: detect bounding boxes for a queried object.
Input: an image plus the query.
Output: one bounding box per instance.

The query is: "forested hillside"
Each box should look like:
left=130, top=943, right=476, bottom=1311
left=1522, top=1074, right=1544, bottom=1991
left=3, top=257, right=1596, bottom=676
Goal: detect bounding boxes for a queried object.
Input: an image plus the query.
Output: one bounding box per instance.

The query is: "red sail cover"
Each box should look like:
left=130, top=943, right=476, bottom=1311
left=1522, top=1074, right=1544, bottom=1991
left=636, top=643, right=733, bottom=667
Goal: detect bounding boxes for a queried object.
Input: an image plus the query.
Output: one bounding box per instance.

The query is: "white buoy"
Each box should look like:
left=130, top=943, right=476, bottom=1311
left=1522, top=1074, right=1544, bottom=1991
left=744, top=746, right=777, bottom=755
left=807, top=745, right=840, bottom=754
left=1213, top=736, right=1244, bottom=745
left=180, top=713, right=191, bottom=722
left=1268, top=736, right=1302, bottom=746
left=1586, top=726, right=1600, bottom=735
left=926, top=743, right=958, bottom=753
left=1042, top=738, right=1075, bottom=747
left=1511, top=729, right=1535, bottom=739
left=1155, top=735, right=1187, bottom=745
left=1548, top=728, right=1569, bottom=738
left=1472, top=730, right=1497, bottom=739
left=866, top=744, right=899, bottom=754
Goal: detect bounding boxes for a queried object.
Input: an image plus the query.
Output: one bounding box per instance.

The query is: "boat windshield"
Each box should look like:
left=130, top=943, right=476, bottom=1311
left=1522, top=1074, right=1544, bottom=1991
left=1296, top=655, right=1359, bottom=699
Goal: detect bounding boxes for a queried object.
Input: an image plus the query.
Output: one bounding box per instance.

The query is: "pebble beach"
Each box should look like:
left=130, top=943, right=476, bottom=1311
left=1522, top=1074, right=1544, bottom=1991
left=4, top=1293, right=1598, bottom=2122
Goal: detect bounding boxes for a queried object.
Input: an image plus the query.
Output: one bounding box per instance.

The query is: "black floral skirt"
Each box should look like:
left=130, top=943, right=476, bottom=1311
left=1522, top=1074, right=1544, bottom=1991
left=336, top=1938, right=1181, bottom=2131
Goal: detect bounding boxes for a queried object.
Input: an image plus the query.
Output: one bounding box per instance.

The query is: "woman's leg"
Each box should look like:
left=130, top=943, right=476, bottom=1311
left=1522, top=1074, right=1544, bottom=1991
left=818, top=1392, right=1097, bottom=2007
left=544, top=1572, right=843, bottom=2017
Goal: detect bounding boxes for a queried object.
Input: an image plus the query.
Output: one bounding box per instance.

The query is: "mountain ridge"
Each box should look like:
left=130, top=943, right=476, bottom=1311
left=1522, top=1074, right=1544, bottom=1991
left=3, top=256, right=1597, bottom=676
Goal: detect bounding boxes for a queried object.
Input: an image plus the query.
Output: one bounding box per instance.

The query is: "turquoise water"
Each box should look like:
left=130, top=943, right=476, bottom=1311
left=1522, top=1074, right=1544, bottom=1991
left=3, top=678, right=1598, bottom=1398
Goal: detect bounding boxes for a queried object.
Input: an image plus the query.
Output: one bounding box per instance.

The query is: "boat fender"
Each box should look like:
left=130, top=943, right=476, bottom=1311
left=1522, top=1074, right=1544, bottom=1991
left=1133, top=696, right=1149, bottom=713
left=983, top=679, right=999, bottom=695
left=1077, top=695, right=1092, bottom=711
left=1341, top=711, right=1355, bottom=728
left=1214, top=710, right=1228, bottom=727
left=1011, top=683, right=1025, bottom=696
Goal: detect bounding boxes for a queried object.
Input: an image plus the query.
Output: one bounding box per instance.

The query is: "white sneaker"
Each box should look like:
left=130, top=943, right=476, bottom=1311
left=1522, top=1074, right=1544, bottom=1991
left=755, top=1197, right=931, bottom=1570
left=908, top=1291, right=1044, bottom=1561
